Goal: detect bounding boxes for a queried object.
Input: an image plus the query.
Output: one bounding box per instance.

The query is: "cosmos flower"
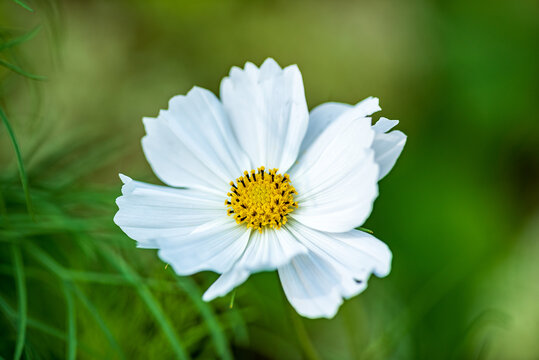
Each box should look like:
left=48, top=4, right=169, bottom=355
left=114, top=58, right=406, bottom=318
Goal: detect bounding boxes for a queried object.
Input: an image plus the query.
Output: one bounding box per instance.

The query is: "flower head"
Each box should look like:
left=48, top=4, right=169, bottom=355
left=114, top=58, right=406, bottom=318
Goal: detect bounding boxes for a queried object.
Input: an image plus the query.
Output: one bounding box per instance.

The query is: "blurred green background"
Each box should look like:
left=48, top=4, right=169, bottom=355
left=1, top=0, right=538, bottom=359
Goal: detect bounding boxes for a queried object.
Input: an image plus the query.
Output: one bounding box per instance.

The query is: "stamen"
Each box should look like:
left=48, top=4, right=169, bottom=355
left=225, top=167, right=298, bottom=232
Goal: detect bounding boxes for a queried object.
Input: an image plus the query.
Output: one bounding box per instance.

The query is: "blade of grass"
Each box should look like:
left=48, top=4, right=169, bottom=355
left=70, top=284, right=124, bottom=359
left=49, top=136, right=126, bottom=188
left=24, top=131, right=105, bottom=180
left=0, top=26, right=41, bottom=51
left=0, top=295, right=100, bottom=358
left=25, top=243, right=192, bottom=358
left=12, top=0, right=34, bottom=12
left=0, top=187, right=7, bottom=218
left=24, top=243, right=67, bottom=278
left=62, top=283, right=77, bottom=360
left=175, top=276, right=233, bottom=360
left=22, top=243, right=128, bottom=286
left=0, top=107, right=33, bottom=217
left=0, top=59, right=45, bottom=80
left=223, top=305, right=249, bottom=345
left=0, top=295, right=64, bottom=340
left=67, top=270, right=127, bottom=285
left=22, top=245, right=123, bottom=358
left=288, top=307, right=321, bottom=360
left=101, top=247, right=191, bottom=360
left=11, top=245, right=27, bottom=360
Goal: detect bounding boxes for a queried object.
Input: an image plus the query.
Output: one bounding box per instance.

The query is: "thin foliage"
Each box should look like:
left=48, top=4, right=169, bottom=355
left=0, top=108, right=33, bottom=217
left=0, top=59, right=46, bottom=80
left=0, top=26, right=41, bottom=52
left=11, top=0, right=34, bottom=12
left=11, top=245, right=26, bottom=360
left=0, top=3, right=240, bottom=359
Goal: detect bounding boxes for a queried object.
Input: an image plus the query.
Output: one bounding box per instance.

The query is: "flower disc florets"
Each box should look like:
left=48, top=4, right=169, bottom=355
left=226, top=167, right=298, bottom=232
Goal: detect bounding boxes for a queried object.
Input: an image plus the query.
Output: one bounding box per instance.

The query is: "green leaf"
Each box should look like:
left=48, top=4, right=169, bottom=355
left=12, top=0, right=34, bottom=12
left=175, top=276, right=233, bottom=360
left=0, top=293, right=102, bottom=359
left=62, top=284, right=77, bottom=360
left=24, top=243, right=67, bottom=278
left=224, top=306, right=249, bottom=345
left=0, top=26, right=41, bottom=52
left=101, top=248, right=191, bottom=360
left=0, top=107, right=34, bottom=218
left=70, top=284, right=124, bottom=359
left=0, top=59, right=45, bottom=80
left=11, top=245, right=27, bottom=360
left=0, top=295, right=64, bottom=340
left=0, top=187, right=7, bottom=218
left=289, top=308, right=321, bottom=360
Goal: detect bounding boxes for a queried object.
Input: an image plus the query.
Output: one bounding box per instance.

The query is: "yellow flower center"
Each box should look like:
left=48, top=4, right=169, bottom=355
left=225, top=167, right=298, bottom=232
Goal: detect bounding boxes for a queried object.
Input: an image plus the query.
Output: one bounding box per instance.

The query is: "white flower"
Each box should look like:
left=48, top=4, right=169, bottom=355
left=114, top=58, right=406, bottom=319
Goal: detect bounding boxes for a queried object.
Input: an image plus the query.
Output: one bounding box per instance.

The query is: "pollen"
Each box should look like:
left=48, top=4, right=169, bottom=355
left=225, top=167, right=298, bottom=232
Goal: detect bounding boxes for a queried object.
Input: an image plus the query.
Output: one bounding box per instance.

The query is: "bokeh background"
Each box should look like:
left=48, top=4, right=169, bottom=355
left=1, top=0, right=538, bottom=359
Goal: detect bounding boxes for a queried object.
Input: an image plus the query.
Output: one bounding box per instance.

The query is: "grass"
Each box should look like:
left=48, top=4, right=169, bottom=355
left=0, top=108, right=33, bottom=218
left=10, top=245, right=26, bottom=360
left=0, top=4, right=241, bottom=358
left=11, top=0, right=34, bottom=12
left=101, top=248, right=190, bottom=360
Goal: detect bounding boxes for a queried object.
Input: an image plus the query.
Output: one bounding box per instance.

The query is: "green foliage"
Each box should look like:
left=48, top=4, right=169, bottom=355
left=11, top=0, right=33, bottom=12
left=0, top=2, right=241, bottom=359
left=10, top=245, right=26, bottom=360
left=0, top=108, right=33, bottom=217
left=0, top=59, right=46, bottom=81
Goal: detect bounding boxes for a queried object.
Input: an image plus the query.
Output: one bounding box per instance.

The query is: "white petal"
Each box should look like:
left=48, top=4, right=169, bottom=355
left=286, top=220, right=392, bottom=279
left=289, top=110, right=379, bottom=232
left=142, top=117, right=220, bottom=194
left=198, top=224, right=308, bottom=301
left=113, top=174, right=225, bottom=249
left=278, top=253, right=346, bottom=319
left=201, top=226, right=308, bottom=301
left=157, top=216, right=250, bottom=275
left=278, top=222, right=391, bottom=319
left=142, top=86, right=250, bottom=194
left=234, top=226, right=308, bottom=272
left=372, top=117, right=399, bottom=133
left=202, top=268, right=250, bottom=302
left=300, top=97, right=381, bottom=153
left=220, top=58, right=309, bottom=172
left=372, top=117, right=407, bottom=180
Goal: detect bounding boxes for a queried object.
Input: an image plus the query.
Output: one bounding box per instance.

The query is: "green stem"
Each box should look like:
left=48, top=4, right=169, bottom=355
left=11, top=245, right=27, bottom=360
left=0, top=107, right=33, bottom=218
left=0, top=59, right=45, bottom=80
left=0, top=26, right=41, bottom=52
left=63, top=284, right=77, bottom=360
left=101, top=247, right=191, bottom=360
left=289, top=308, right=320, bottom=360
left=12, top=0, right=34, bottom=12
